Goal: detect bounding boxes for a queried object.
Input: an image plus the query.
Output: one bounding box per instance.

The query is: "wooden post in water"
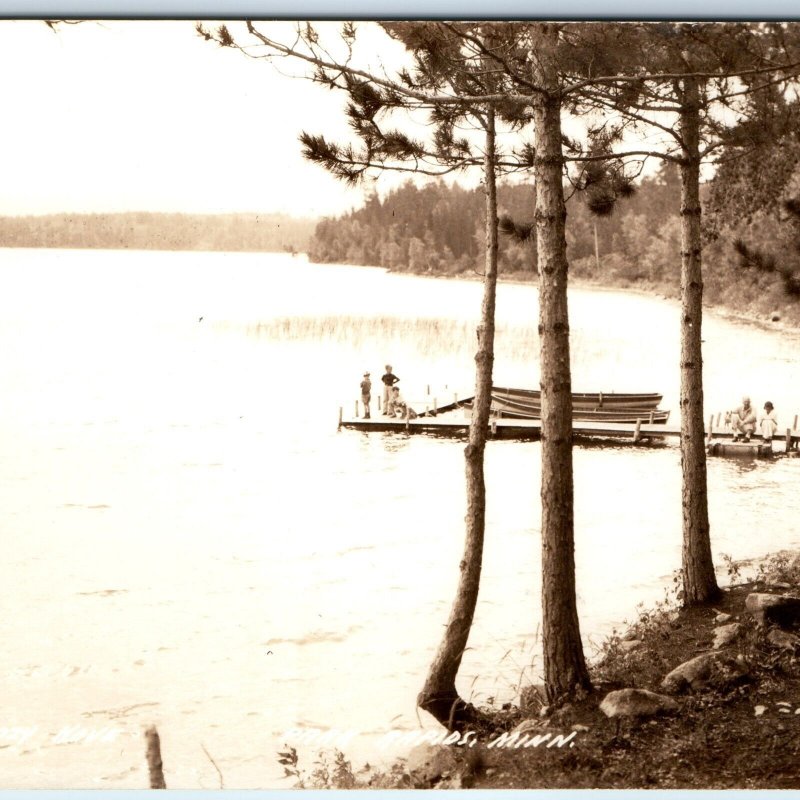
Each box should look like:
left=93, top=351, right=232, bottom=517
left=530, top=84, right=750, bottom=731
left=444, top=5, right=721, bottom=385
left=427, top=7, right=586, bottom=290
left=598, top=391, right=604, bottom=409
left=715, top=412, right=721, bottom=428
left=355, top=400, right=359, bottom=418
left=145, top=726, right=166, bottom=789
left=786, top=428, right=793, bottom=453
left=433, top=397, right=438, bottom=415
left=405, top=405, right=410, bottom=433
left=633, top=418, right=642, bottom=443
left=427, top=384, right=430, bottom=396
left=649, top=410, right=654, bottom=424
left=377, top=396, right=381, bottom=412
left=338, top=407, right=343, bottom=430
left=706, top=415, right=714, bottom=445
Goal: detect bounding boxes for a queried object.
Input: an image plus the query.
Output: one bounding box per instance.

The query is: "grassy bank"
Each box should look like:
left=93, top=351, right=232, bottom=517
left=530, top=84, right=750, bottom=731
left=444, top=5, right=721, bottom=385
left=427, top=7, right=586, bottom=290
left=282, top=551, right=800, bottom=789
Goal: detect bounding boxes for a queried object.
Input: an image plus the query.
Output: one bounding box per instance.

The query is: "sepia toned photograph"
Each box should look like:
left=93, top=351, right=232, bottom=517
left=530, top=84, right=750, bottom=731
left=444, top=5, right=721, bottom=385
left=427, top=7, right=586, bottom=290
left=3, top=18, right=800, bottom=790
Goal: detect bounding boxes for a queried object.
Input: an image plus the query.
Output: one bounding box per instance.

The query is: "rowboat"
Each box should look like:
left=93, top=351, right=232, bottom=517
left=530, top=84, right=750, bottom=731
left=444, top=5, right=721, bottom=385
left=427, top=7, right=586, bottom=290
left=492, top=386, right=663, bottom=412
left=467, top=394, right=670, bottom=424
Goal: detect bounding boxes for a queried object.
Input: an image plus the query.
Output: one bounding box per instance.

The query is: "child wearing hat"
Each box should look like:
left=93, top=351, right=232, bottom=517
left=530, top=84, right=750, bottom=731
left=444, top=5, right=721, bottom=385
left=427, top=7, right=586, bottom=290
left=360, top=372, right=372, bottom=419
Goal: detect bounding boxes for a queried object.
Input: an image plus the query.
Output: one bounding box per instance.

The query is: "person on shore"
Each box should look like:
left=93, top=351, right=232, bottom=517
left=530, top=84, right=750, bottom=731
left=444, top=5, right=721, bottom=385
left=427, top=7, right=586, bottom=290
left=759, top=401, right=778, bottom=442
left=382, top=365, right=400, bottom=416
left=731, top=395, right=757, bottom=442
left=360, top=372, right=372, bottom=419
left=391, top=386, right=417, bottom=419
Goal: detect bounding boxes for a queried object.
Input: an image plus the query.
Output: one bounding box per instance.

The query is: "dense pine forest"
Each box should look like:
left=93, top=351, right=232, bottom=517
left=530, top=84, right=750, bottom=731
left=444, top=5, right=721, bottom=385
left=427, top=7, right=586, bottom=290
left=0, top=212, right=315, bottom=254
left=308, top=161, right=800, bottom=325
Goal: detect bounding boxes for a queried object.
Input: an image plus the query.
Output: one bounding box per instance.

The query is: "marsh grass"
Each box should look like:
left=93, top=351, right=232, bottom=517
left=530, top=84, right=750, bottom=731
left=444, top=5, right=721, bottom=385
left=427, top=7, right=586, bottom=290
left=240, top=315, right=544, bottom=361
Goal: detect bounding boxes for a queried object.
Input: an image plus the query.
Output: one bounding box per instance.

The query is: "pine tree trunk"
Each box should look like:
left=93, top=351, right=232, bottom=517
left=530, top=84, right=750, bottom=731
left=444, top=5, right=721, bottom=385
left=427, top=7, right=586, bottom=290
left=678, top=77, right=720, bottom=605
left=531, top=26, right=591, bottom=704
left=418, top=108, right=498, bottom=729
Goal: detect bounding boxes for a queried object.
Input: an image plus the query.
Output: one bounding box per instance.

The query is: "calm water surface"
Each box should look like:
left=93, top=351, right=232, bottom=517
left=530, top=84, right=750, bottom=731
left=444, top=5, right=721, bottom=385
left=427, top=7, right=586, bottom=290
left=2, top=248, right=800, bottom=788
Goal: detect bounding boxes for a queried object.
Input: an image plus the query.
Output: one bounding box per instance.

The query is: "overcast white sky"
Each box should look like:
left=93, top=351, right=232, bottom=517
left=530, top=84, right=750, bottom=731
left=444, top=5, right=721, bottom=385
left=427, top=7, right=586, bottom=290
left=0, top=20, right=441, bottom=219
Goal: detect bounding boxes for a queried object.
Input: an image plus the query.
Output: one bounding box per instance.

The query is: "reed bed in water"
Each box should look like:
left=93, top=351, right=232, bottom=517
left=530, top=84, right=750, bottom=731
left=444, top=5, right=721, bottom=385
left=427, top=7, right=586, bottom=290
left=232, top=315, right=572, bottom=362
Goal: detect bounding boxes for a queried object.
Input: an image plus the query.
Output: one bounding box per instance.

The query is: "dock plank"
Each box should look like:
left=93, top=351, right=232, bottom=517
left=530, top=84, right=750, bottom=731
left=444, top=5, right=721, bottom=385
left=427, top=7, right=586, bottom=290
left=340, top=415, right=800, bottom=448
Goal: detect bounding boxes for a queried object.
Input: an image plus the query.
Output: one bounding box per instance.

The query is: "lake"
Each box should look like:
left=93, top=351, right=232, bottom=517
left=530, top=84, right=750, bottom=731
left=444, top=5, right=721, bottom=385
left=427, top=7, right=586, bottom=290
left=2, top=248, right=800, bottom=788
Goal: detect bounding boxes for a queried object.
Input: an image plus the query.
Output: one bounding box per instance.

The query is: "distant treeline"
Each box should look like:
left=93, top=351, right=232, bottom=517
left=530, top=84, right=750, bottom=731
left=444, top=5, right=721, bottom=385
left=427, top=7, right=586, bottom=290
left=308, top=167, right=800, bottom=323
left=308, top=170, right=683, bottom=283
left=310, top=181, right=538, bottom=275
left=0, top=212, right=316, bottom=253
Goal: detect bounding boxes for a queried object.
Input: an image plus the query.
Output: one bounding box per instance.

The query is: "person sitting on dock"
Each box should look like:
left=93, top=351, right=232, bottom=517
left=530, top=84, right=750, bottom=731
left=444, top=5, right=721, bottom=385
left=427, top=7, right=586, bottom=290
left=759, top=401, right=779, bottom=442
left=731, top=396, right=757, bottom=442
left=382, top=365, right=400, bottom=416
left=391, top=386, right=417, bottom=419
left=360, top=372, right=372, bottom=419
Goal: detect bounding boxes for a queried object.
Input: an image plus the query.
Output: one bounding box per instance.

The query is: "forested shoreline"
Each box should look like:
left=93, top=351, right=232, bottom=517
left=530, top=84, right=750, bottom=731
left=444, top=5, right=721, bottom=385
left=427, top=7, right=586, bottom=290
left=3, top=171, right=798, bottom=330
left=0, top=211, right=315, bottom=254
left=308, top=162, right=800, bottom=327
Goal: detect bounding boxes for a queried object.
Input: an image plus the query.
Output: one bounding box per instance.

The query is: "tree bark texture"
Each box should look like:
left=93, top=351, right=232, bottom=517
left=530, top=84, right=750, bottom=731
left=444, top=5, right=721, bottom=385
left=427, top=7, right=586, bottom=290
left=678, top=76, right=720, bottom=604
left=418, top=108, right=498, bottom=729
left=531, top=26, right=591, bottom=704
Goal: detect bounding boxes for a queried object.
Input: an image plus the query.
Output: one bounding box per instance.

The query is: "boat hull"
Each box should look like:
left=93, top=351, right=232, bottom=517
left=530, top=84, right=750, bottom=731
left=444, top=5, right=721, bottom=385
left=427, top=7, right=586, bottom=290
left=491, top=386, right=663, bottom=412
left=468, top=396, right=670, bottom=424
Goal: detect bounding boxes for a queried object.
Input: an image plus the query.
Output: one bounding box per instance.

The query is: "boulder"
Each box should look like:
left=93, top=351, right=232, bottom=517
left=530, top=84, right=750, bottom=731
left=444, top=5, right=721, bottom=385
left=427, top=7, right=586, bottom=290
left=599, top=688, right=679, bottom=719
left=767, top=629, right=800, bottom=651
left=715, top=613, right=733, bottom=624
left=765, top=580, right=793, bottom=590
left=620, top=639, right=643, bottom=653
left=662, top=653, right=718, bottom=693
left=661, top=652, right=747, bottom=694
left=712, top=622, right=743, bottom=649
left=405, top=744, right=458, bottom=785
left=745, top=592, right=800, bottom=627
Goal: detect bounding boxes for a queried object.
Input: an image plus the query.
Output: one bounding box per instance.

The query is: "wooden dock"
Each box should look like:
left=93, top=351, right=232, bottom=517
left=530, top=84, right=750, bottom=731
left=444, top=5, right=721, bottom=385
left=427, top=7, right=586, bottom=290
left=339, top=413, right=800, bottom=452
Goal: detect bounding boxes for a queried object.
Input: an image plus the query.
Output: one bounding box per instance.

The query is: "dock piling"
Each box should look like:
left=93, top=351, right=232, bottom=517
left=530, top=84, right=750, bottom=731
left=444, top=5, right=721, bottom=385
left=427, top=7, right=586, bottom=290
left=355, top=400, right=359, bottom=418
left=338, top=406, right=343, bottom=430
left=633, top=418, right=642, bottom=443
left=707, top=415, right=714, bottom=445
left=715, top=412, right=721, bottom=428
left=145, top=726, right=166, bottom=790
left=377, top=396, right=381, bottom=412
left=787, top=428, right=793, bottom=452
left=433, top=397, right=438, bottom=415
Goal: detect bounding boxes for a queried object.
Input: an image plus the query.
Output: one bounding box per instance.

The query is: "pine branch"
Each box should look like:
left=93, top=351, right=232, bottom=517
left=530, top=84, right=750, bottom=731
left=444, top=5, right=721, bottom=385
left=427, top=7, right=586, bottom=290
left=498, top=214, right=535, bottom=243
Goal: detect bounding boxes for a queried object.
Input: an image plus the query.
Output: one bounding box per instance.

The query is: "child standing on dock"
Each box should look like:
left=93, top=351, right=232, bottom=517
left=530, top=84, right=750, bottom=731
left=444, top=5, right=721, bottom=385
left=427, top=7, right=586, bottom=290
left=382, top=365, right=400, bottom=416
left=360, top=372, right=372, bottom=419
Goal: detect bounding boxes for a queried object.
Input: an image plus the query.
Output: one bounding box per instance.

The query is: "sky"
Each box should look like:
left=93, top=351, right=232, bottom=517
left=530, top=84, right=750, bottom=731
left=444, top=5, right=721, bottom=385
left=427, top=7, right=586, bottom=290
left=0, top=20, right=436, bottom=219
